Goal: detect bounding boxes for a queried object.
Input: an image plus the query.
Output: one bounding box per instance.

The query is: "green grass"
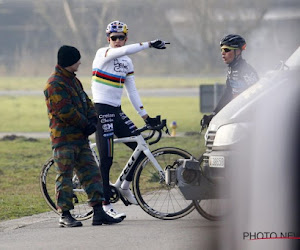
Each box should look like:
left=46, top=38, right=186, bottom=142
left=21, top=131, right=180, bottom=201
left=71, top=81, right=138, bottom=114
left=0, top=138, right=53, bottom=221
left=0, top=76, right=224, bottom=91
left=0, top=76, right=213, bottom=222
left=0, top=96, right=47, bottom=132
left=0, top=135, right=205, bottom=222
left=0, top=96, right=203, bottom=133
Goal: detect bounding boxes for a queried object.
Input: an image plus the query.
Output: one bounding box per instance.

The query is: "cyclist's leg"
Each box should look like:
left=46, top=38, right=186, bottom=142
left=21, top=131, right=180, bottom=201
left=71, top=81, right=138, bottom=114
left=94, top=103, right=116, bottom=205
left=114, top=109, right=140, bottom=182
left=53, top=145, right=77, bottom=213
left=75, top=143, right=104, bottom=207
left=95, top=131, right=113, bottom=204
left=94, top=104, right=126, bottom=218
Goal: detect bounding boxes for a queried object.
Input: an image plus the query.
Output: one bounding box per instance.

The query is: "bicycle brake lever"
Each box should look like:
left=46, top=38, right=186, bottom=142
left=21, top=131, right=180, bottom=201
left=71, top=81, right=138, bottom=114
left=200, top=124, right=207, bottom=134
left=200, top=126, right=203, bottom=134
left=164, top=126, right=170, bottom=135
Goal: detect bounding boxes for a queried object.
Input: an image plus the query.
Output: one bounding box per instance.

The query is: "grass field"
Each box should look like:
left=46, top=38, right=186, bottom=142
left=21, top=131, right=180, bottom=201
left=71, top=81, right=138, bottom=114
left=0, top=76, right=224, bottom=91
left=0, top=76, right=214, bottom=222
left=0, top=96, right=202, bottom=133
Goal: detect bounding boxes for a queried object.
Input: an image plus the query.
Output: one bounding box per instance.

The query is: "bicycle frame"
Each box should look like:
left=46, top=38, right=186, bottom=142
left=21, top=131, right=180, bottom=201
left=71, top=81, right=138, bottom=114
left=90, top=134, right=165, bottom=190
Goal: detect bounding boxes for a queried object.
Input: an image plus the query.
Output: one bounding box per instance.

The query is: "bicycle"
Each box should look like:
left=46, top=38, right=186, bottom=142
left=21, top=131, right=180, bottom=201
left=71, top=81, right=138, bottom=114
left=40, top=117, right=195, bottom=220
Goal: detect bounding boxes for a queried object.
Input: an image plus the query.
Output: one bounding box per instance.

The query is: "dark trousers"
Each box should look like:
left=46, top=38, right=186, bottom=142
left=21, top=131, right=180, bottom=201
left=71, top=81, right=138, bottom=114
left=95, top=103, right=138, bottom=204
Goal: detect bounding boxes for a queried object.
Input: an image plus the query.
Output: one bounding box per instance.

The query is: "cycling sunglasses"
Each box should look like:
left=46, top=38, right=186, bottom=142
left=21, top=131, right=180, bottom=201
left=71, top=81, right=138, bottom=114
left=221, top=48, right=233, bottom=53
left=110, top=35, right=126, bottom=41
left=221, top=46, right=239, bottom=53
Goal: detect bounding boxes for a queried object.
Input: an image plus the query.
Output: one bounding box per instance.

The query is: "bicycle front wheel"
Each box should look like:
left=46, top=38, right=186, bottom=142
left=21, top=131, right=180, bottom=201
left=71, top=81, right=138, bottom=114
left=39, top=158, right=93, bottom=221
left=192, top=155, right=230, bottom=221
left=133, top=147, right=195, bottom=220
left=193, top=199, right=229, bottom=221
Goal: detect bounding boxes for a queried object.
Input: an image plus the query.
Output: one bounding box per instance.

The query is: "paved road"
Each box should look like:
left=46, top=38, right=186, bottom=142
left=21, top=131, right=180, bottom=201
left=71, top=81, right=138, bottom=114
left=0, top=203, right=222, bottom=250
left=0, top=132, right=50, bottom=139
left=0, top=88, right=199, bottom=97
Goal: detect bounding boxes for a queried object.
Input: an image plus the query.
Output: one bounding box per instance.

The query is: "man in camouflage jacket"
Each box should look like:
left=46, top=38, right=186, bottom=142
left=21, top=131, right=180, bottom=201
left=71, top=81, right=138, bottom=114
left=44, top=45, right=122, bottom=227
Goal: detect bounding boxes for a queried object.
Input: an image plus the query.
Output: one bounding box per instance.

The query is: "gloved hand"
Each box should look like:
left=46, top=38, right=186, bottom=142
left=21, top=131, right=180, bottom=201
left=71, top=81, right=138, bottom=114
left=200, top=114, right=214, bottom=128
left=84, top=117, right=98, bottom=136
left=145, top=116, right=161, bottom=127
left=149, top=39, right=169, bottom=49
left=84, top=122, right=97, bottom=136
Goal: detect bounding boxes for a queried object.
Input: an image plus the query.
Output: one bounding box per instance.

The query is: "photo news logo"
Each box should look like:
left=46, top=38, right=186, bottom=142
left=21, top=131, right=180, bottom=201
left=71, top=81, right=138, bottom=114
left=243, top=232, right=300, bottom=240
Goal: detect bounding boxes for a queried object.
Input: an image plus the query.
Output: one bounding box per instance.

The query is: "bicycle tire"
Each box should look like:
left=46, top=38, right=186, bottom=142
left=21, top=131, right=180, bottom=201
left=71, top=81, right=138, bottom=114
left=133, top=147, right=195, bottom=220
left=39, top=158, right=93, bottom=221
left=192, top=155, right=229, bottom=221
left=193, top=199, right=229, bottom=221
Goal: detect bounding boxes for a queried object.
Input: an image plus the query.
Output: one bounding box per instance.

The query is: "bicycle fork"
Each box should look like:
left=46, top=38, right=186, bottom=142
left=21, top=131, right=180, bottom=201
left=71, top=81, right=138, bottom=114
left=111, top=142, right=165, bottom=205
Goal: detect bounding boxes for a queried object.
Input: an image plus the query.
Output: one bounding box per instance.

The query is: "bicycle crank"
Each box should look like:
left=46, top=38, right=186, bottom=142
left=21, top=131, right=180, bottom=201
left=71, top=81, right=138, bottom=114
left=109, top=185, right=120, bottom=203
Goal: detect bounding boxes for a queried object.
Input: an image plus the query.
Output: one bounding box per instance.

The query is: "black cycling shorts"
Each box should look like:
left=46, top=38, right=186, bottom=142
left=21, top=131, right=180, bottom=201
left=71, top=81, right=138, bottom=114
left=94, top=103, right=138, bottom=202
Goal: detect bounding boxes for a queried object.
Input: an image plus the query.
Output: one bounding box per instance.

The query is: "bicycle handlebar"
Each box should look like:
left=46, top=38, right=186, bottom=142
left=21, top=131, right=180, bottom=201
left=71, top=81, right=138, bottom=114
left=133, top=116, right=169, bottom=145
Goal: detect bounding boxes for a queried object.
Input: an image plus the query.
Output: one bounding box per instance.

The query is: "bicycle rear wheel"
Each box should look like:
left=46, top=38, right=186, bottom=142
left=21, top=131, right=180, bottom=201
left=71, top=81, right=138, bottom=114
left=133, top=147, right=195, bottom=220
left=39, top=158, right=93, bottom=221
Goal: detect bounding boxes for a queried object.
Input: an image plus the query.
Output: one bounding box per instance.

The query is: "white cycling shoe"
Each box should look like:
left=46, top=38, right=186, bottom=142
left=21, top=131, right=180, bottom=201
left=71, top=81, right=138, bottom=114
left=119, top=188, right=138, bottom=205
left=103, top=205, right=126, bottom=220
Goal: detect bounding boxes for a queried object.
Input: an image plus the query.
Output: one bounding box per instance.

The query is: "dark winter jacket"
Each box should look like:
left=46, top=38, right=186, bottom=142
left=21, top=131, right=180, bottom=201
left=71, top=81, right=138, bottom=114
left=44, top=65, right=97, bottom=148
left=214, top=56, right=259, bottom=114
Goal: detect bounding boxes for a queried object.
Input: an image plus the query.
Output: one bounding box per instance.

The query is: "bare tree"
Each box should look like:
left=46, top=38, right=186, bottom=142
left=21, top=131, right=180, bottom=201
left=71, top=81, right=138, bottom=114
left=1, top=0, right=293, bottom=76
left=165, top=0, right=268, bottom=72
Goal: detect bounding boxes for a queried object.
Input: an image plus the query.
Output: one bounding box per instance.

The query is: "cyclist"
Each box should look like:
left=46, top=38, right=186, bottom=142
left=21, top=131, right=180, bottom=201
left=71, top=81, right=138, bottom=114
left=91, top=20, right=168, bottom=219
left=44, top=45, right=122, bottom=227
left=201, top=34, right=259, bottom=127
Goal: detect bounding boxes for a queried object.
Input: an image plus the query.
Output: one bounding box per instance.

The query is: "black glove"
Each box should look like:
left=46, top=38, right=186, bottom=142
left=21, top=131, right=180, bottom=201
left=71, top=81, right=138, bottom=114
left=145, top=116, right=161, bottom=127
left=200, top=114, right=214, bottom=128
left=149, top=39, right=168, bottom=49
left=84, top=122, right=97, bottom=136
left=84, top=117, right=98, bottom=136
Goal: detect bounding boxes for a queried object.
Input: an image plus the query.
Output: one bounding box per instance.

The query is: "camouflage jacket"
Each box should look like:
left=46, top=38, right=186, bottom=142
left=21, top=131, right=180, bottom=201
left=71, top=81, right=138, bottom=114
left=44, top=65, right=97, bottom=148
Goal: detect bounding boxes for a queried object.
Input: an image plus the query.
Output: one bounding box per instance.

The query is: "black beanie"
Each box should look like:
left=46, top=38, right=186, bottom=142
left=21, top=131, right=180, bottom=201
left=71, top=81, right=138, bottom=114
left=57, top=45, right=81, bottom=67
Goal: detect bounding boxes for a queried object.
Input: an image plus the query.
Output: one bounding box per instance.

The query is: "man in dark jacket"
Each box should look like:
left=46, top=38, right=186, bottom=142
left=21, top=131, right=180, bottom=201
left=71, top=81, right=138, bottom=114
left=201, top=34, right=259, bottom=127
left=44, top=45, right=122, bottom=227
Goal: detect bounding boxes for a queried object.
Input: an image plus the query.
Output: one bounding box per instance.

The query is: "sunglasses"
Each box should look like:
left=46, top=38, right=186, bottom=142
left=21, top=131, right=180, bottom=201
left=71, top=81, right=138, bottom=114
left=110, top=35, right=126, bottom=41
left=221, top=48, right=232, bottom=53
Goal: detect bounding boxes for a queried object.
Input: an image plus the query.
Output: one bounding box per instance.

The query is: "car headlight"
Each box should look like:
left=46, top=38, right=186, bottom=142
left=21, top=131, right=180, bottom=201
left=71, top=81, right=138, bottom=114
left=213, top=123, right=246, bottom=146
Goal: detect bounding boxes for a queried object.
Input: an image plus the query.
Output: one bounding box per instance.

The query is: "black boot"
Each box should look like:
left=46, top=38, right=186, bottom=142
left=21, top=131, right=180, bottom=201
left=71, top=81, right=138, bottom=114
left=92, top=205, right=123, bottom=226
left=59, top=211, right=82, bottom=228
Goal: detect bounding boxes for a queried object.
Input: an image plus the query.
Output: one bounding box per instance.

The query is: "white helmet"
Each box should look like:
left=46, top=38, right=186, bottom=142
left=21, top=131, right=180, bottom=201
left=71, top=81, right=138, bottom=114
left=106, top=21, right=128, bottom=36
